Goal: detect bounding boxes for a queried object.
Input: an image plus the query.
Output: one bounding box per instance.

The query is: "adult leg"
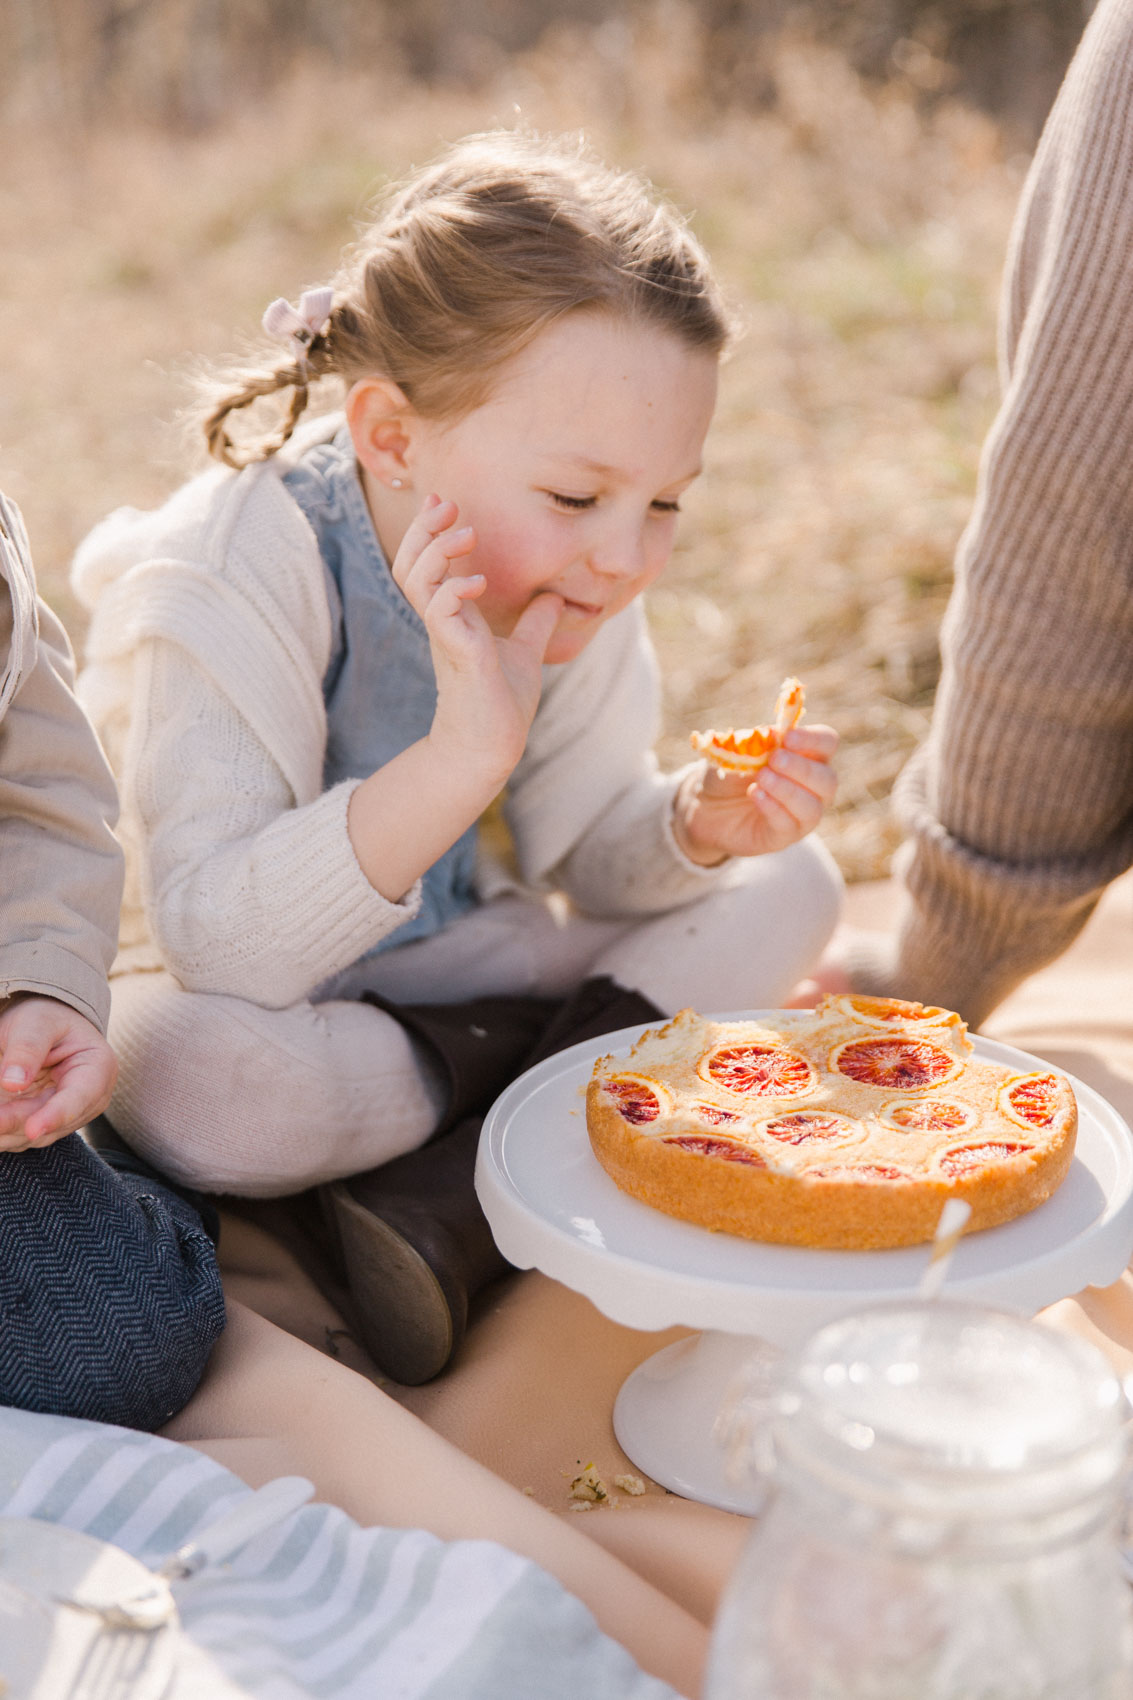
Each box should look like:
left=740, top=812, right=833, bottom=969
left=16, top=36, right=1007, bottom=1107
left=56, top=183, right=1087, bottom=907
left=164, top=1297, right=709, bottom=1700
left=0, top=1134, right=224, bottom=1430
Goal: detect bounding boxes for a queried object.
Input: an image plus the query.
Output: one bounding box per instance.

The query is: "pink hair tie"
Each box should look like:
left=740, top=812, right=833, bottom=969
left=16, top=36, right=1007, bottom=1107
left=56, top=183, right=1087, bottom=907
left=261, top=287, right=334, bottom=371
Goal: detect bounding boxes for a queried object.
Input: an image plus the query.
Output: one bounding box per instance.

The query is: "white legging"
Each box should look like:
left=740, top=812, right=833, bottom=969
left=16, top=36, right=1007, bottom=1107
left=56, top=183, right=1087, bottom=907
left=108, top=836, right=843, bottom=1196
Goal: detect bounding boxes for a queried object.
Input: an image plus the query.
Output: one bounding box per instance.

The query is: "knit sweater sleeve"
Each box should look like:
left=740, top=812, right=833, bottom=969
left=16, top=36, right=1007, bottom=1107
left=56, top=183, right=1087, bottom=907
left=506, top=601, right=741, bottom=916
left=858, top=0, right=1133, bottom=1026
left=128, top=636, right=420, bottom=1007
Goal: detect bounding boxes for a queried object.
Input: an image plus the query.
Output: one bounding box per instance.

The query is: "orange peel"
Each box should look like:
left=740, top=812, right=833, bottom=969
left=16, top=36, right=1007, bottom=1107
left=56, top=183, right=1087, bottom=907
left=690, top=676, right=805, bottom=775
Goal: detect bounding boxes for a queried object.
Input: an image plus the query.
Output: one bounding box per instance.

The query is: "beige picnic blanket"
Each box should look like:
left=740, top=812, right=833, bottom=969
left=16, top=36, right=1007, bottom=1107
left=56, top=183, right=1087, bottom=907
left=161, top=869, right=1133, bottom=1659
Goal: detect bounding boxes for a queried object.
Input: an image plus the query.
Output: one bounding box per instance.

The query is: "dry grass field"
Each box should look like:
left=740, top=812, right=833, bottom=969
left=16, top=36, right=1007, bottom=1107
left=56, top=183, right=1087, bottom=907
left=0, top=10, right=1032, bottom=878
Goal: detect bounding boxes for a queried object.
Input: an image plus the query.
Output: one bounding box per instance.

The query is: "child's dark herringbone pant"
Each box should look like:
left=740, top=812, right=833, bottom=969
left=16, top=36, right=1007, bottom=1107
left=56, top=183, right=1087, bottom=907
left=0, top=1134, right=225, bottom=1430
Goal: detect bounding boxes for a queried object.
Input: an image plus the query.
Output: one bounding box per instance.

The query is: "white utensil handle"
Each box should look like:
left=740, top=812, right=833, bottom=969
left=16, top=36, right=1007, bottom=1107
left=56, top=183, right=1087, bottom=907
left=161, top=1476, right=315, bottom=1576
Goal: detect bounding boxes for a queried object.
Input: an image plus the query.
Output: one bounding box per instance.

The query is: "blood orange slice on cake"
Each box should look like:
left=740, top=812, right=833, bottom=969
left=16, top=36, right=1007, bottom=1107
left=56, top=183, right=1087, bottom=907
left=833, top=1037, right=960, bottom=1091
left=939, top=1143, right=1033, bottom=1177
left=759, top=1110, right=861, bottom=1145
left=1001, top=1073, right=1067, bottom=1130
left=807, top=1162, right=913, bottom=1184
left=662, top=1135, right=765, bottom=1165
left=883, top=1098, right=978, bottom=1134
left=834, top=994, right=960, bottom=1030
left=699, top=1042, right=816, bottom=1099
left=601, top=1075, right=664, bottom=1124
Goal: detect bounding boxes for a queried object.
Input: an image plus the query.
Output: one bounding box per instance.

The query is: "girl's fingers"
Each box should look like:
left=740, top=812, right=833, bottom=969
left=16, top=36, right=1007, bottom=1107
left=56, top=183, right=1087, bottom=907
left=509, top=592, right=564, bottom=661
left=699, top=762, right=753, bottom=802
left=429, top=572, right=485, bottom=619
left=389, top=495, right=451, bottom=580
left=390, top=495, right=470, bottom=591
left=782, top=724, right=839, bottom=760
left=753, top=767, right=825, bottom=832
left=401, top=526, right=476, bottom=611
left=749, top=782, right=798, bottom=836
left=422, top=572, right=491, bottom=659
left=765, top=745, right=838, bottom=803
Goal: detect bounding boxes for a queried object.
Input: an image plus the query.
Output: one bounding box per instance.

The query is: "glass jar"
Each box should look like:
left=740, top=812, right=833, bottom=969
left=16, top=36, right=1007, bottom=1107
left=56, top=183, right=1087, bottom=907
left=707, top=1301, right=1133, bottom=1700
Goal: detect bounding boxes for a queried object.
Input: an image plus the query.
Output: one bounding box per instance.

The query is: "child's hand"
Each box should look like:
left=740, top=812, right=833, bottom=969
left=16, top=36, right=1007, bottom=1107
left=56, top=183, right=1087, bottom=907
left=0, top=996, right=118, bottom=1152
left=392, top=495, right=562, bottom=785
left=672, top=725, right=839, bottom=865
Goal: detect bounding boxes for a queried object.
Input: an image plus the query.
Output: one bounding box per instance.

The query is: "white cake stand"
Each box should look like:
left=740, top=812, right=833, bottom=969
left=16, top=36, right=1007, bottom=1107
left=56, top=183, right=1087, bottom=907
left=475, top=1018, right=1133, bottom=1514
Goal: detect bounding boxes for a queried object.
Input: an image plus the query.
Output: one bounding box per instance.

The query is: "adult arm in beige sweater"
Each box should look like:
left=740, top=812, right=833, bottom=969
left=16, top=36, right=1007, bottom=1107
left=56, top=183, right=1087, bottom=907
left=0, top=497, right=122, bottom=1032
left=0, top=494, right=123, bottom=1146
left=856, top=0, right=1133, bottom=1028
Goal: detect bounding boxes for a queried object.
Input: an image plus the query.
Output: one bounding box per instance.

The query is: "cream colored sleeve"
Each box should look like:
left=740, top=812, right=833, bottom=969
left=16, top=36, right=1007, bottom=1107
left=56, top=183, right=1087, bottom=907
left=863, top=0, right=1133, bottom=1026
left=506, top=602, right=741, bottom=918
left=127, top=636, right=420, bottom=1007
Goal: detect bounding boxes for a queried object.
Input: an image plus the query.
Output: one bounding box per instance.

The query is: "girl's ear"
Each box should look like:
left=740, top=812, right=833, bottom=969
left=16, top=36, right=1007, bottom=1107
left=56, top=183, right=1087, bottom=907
left=346, top=377, right=415, bottom=486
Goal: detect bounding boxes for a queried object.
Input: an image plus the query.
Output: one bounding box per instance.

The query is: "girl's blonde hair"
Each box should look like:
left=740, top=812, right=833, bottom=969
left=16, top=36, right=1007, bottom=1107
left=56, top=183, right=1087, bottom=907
left=202, top=130, right=730, bottom=468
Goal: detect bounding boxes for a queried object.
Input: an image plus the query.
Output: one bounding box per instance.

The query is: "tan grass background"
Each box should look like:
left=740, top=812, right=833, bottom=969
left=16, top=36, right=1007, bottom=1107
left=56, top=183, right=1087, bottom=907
left=0, top=7, right=1038, bottom=879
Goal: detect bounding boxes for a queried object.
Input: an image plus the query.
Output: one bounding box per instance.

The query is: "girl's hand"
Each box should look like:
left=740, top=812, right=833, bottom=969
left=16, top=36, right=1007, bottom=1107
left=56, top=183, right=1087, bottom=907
left=0, top=995, right=118, bottom=1152
left=392, top=495, right=562, bottom=785
left=672, top=725, right=839, bottom=865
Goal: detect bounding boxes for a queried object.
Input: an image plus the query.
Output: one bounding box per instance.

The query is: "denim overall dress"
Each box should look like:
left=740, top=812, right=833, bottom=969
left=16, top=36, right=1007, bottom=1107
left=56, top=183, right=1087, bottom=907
left=282, top=426, right=479, bottom=971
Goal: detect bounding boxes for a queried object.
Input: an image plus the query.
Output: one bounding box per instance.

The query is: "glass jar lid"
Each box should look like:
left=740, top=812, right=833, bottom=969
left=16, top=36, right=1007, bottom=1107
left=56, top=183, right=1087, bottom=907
left=774, top=1301, right=1131, bottom=1518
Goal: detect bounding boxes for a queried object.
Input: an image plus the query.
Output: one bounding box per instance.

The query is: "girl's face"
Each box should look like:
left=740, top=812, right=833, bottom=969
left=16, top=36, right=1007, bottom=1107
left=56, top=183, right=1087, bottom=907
left=361, top=312, right=719, bottom=666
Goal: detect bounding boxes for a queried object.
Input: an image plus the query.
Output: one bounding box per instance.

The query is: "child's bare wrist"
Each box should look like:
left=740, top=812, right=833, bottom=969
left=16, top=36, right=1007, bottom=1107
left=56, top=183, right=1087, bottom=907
left=671, top=771, right=729, bottom=867
left=425, top=726, right=520, bottom=795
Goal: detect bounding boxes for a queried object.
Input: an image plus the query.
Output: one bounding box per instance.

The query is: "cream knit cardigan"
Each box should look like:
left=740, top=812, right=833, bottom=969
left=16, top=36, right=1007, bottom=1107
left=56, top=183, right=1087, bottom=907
left=72, top=420, right=727, bottom=1011
left=856, top=0, right=1133, bottom=1027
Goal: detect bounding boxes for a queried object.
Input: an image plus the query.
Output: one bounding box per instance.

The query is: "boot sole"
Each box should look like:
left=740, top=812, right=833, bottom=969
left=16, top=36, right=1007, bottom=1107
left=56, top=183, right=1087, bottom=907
left=325, top=1183, right=455, bottom=1385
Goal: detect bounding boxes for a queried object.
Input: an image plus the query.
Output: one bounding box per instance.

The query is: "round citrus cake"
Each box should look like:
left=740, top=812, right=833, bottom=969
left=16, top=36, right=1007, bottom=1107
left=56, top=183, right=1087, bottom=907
left=584, top=996, right=1077, bottom=1249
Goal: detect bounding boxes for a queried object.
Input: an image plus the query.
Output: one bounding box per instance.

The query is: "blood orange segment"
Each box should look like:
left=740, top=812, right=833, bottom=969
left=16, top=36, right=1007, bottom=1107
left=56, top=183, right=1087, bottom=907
left=883, top=1098, right=976, bottom=1134
left=807, top=1163, right=912, bottom=1183
left=760, top=1111, right=859, bottom=1145
left=1002, top=1073, right=1063, bottom=1129
left=843, top=994, right=950, bottom=1025
left=700, top=1043, right=815, bottom=1099
left=692, top=1103, right=742, bottom=1125
left=939, top=1142, right=1032, bottom=1177
left=602, top=1076, right=662, bottom=1125
left=664, top=1135, right=765, bottom=1165
left=834, top=1038, right=958, bottom=1091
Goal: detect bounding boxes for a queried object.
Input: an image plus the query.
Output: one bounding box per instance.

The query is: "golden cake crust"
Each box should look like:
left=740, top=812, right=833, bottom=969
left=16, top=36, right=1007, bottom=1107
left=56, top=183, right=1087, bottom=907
left=584, top=999, right=1077, bottom=1250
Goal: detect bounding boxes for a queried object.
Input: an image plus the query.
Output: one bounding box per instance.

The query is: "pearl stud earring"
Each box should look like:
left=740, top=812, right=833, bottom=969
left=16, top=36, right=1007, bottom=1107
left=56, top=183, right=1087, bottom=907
left=391, top=477, right=404, bottom=489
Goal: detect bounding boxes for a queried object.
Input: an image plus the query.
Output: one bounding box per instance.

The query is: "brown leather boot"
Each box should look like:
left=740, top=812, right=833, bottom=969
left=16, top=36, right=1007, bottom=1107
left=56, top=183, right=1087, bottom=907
left=324, top=977, right=663, bottom=1384
left=324, top=1115, right=504, bottom=1385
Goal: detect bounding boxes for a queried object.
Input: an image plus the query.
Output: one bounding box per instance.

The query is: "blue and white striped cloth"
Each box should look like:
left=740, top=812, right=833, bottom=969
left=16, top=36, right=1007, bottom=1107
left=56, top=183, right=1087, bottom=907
left=0, top=1408, right=681, bottom=1700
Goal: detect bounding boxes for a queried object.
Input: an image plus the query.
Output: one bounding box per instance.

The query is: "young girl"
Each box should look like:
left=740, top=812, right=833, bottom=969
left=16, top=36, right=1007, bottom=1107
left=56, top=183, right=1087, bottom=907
left=74, top=130, right=841, bottom=1380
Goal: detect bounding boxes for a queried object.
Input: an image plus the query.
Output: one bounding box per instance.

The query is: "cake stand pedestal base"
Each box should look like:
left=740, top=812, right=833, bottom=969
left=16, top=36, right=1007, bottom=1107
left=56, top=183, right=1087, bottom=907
left=613, top=1330, right=776, bottom=1514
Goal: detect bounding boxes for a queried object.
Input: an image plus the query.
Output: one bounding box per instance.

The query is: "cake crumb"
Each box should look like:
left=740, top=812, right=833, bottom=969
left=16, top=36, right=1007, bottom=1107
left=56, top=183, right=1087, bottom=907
left=569, top=1462, right=609, bottom=1503
left=522, top=1486, right=534, bottom=1496
left=613, top=1473, right=646, bottom=1496
left=569, top=1499, right=593, bottom=1512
